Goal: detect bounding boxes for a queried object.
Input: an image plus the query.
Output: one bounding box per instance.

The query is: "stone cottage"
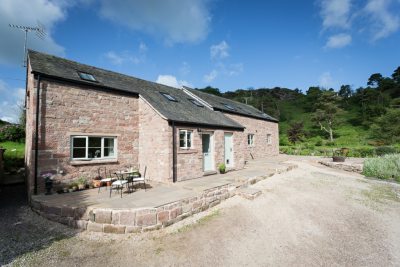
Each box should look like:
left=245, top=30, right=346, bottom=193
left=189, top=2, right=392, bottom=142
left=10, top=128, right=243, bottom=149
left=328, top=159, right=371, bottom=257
left=25, top=50, right=279, bottom=195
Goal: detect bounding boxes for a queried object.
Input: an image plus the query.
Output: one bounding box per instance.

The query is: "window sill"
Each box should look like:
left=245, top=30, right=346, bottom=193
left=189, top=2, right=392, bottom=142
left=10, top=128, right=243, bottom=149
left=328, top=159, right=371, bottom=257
left=70, top=159, right=118, bottom=166
left=178, top=149, right=198, bottom=154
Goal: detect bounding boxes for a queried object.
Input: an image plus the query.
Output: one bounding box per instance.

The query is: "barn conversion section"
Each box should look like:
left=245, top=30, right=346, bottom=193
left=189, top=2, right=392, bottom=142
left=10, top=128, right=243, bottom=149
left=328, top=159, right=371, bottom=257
left=25, top=50, right=278, bottom=196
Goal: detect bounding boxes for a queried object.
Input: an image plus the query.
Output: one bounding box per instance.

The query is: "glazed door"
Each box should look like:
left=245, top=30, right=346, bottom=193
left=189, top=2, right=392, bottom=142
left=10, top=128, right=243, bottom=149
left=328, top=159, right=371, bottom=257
left=224, top=133, right=233, bottom=167
left=202, top=133, right=213, bottom=171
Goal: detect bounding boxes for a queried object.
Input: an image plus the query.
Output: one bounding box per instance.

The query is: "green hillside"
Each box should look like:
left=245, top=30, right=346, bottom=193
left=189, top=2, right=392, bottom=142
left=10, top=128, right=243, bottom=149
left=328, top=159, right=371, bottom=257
left=196, top=66, right=400, bottom=156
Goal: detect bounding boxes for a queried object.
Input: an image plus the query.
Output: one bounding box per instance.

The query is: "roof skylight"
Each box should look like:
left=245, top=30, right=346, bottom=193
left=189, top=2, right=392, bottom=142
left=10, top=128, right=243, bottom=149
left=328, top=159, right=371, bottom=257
left=160, top=92, right=178, bottom=102
left=222, top=103, right=236, bottom=111
left=78, top=72, right=96, bottom=82
left=189, top=99, right=204, bottom=107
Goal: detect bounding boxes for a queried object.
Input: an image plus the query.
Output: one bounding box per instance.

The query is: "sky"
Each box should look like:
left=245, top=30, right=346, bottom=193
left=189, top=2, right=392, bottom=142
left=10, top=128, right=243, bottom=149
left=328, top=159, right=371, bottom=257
left=0, top=0, right=400, bottom=122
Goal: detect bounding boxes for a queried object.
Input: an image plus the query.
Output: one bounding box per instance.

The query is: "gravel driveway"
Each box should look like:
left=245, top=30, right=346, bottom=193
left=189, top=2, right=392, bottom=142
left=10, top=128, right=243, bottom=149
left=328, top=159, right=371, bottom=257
left=2, top=157, right=400, bottom=266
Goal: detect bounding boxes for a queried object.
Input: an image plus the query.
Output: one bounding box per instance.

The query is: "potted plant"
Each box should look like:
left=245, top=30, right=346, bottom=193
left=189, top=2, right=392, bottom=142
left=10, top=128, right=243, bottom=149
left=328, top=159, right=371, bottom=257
left=42, top=172, right=54, bottom=195
left=218, top=163, right=226, bottom=174
left=332, top=149, right=346, bottom=162
left=77, top=177, right=87, bottom=190
left=68, top=182, right=78, bottom=192
left=92, top=176, right=102, bottom=188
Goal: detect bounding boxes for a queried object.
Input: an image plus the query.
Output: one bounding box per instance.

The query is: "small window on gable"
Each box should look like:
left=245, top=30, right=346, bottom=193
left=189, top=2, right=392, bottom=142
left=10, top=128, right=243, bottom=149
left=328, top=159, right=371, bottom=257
left=189, top=99, right=204, bottom=107
left=247, top=134, right=254, bottom=146
left=222, top=103, right=236, bottom=111
left=78, top=72, right=97, bottom=82
left=267, top=134, right=272, bottom=144
left=160, top=92, right=178, bottom=102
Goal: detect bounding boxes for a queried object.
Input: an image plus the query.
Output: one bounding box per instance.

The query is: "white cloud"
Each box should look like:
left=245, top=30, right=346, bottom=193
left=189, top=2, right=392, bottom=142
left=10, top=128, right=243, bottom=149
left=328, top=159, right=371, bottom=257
left=203, top=70, right=218, bottom=83
left=325, top=33, right=352, bottom=48
left=139, top=42, right=148, bottom=53
left=319, top=0, right=352, bottom=29
left=225, top=63, right=243, bottom=76
left=364, top=0, right=400, bottom=40
left=319, top=72, right=334, bottom=88
left=0, top=79, right=24, bottom=123
left=156, top=75, right=192, bottom=88
left=105, top=51, right=125, bottom=65
left=210, top=41, right=229, bottom=60
left=0, top=0, right=67, bottom=65
left=179, top=62, right=191, bottom=76
left=99, top=0, right=210, bottom=44
left=104, top=42, right=148, bottom=65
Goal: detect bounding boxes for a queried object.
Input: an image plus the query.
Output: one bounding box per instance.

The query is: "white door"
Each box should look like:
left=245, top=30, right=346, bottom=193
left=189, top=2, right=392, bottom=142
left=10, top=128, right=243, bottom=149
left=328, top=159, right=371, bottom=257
left=224, top=133, right=233, bottom=167
left=202, top=133, right=213, bottom=171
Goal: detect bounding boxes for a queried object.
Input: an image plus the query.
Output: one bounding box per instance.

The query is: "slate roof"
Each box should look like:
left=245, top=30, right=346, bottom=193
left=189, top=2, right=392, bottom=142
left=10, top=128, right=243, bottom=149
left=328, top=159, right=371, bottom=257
left=184, top=87, right=278, bottom=122
left=28, top=50, right=244, bottom=129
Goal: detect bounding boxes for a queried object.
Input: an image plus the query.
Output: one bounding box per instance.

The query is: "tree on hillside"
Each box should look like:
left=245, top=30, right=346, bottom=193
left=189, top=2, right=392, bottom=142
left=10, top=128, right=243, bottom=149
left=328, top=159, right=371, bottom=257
left=392, top=66, right=400, bottom=83
left=339, top=85, right=352, bottom=107
left=287, top=122, right=305, bottom=144
left=338, top=85, right=352, bottom=98
left=311, top=91, right=343, bottom=142
left=371, top=109, right=400, bottom=144
left=196, top=86, right=222, bottom=96
left=367, top=73, right=383, bottom=87
left=305, top=86, right=323, bottom=112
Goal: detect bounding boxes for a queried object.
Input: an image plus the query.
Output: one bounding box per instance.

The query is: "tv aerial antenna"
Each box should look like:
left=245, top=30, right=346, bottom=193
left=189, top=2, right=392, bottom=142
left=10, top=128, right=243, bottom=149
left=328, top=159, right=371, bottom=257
left=9, top=21, right=46, bottom=67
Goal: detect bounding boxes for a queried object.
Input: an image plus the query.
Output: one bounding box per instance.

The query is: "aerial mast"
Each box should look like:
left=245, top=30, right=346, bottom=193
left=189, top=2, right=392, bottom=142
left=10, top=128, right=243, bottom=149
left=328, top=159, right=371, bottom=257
left=9, top=22, right=46, bottom=67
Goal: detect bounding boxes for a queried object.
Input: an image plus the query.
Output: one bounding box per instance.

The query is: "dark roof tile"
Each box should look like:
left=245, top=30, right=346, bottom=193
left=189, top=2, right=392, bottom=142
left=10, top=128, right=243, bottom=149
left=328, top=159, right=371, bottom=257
left=28, top=50, right=244, bottom=129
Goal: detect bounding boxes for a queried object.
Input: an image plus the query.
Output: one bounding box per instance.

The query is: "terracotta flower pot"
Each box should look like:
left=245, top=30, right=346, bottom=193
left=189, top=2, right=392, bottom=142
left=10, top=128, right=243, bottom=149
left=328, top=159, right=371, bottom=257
left=92, top=179, right=102, bottom=188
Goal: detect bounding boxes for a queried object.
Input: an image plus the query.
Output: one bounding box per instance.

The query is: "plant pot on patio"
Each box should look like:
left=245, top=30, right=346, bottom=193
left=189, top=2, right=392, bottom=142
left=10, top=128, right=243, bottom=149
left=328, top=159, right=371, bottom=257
left=92, top=178, right=102, bottom=188
left=332, top=156, right=346, bottom=162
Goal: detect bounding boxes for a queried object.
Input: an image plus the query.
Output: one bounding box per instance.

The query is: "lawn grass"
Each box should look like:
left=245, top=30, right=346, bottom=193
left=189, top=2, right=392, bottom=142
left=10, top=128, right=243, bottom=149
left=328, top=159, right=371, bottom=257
left=0, top=141, right=25, bottom=171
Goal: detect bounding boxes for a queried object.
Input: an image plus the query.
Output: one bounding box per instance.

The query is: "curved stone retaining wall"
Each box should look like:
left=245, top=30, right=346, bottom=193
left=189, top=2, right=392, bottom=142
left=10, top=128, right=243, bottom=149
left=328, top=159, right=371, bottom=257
left=31, top=183, right=237, bottom=234
left=31, top=163, right=297, bottom=234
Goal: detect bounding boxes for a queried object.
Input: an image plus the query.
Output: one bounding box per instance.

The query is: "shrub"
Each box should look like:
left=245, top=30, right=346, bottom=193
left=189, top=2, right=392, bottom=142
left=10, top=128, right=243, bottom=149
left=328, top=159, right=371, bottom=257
left=218, top=163, right=226, bottom=173
left=279, top=135, right=290, bottom=146
left=350, top=147, right=375, bottom=158
left=363, top=154, right=400, bottom=182
left=0, top=125, right=25, bottom=142
left=375, top=146, right=397, bottom=156
left=313, top=136, right=323, bottom=146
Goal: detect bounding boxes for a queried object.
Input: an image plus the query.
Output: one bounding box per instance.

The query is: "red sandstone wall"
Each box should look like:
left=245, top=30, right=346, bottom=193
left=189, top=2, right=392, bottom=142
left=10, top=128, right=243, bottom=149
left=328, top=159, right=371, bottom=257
left=225, top=113, right=279, bottom=161
left=175, top=127, right=245, bottom=181
left=25, top=63, right=36, bottom=196
left=138, top=98, right=172, bottom=182
left=26, top=72, right=139, bottom=193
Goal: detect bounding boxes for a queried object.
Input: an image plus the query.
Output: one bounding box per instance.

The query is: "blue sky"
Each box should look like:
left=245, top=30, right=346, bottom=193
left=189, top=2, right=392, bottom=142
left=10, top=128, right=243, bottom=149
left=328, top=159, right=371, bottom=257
left=1, top=0, right=400, bottom=122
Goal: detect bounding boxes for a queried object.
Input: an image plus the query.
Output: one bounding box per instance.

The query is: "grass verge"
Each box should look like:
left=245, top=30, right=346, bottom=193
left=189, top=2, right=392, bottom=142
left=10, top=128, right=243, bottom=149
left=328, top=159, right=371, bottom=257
left=363, top=154, right=400, bottom=182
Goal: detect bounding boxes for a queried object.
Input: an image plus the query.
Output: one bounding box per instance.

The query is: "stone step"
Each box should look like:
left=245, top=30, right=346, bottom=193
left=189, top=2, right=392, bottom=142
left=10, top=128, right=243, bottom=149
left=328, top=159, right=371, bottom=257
left=237, top=187, right=262, bottom=200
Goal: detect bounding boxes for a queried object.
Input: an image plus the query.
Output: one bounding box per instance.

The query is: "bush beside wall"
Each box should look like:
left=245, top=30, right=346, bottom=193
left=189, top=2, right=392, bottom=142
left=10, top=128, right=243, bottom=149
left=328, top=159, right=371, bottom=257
left=363, top=154, right=400, bottom=182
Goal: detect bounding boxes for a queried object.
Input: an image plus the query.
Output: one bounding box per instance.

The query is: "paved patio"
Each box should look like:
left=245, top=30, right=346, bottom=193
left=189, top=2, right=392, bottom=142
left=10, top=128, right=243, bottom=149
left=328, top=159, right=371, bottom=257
left=32, top=156, right=293, bottom=210
left=31, top=156, right=296, bottom=233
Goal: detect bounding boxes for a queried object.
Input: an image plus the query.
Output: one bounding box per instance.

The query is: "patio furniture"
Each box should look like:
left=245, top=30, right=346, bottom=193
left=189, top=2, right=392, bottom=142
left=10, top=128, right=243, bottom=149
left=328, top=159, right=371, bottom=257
left=97, top=167, right=116, bottom=193
left=130, top=166, right=147, bottom=191
left=110, top=171, right=129, bottom=198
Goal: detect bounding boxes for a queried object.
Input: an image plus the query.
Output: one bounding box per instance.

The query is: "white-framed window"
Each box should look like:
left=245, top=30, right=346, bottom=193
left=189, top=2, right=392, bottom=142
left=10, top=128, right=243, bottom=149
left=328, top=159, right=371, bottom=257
left=179, top=130, right=193, bottom=149
left=247, top=134, right=254, bottom=146
left=71, top=136, right=117, bottom=160
left=267, top=134, right=272, bottom=145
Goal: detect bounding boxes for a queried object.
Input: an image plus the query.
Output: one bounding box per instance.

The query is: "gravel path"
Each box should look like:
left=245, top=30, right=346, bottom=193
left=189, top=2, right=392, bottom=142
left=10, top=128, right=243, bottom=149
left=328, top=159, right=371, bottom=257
left=2, top=157, right=400, bottom=266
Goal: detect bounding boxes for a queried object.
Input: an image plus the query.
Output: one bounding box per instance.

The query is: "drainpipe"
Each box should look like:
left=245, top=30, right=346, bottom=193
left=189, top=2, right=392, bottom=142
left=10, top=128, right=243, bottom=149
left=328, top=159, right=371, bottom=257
left=34, top=75, right=41, bottom=195
left=172, top=121, right=177, bottom=183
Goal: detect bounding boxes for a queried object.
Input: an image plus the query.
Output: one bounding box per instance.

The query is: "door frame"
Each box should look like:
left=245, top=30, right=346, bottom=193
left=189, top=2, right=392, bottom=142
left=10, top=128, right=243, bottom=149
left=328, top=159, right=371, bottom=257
left=202, top=132, right=214, bottom=172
